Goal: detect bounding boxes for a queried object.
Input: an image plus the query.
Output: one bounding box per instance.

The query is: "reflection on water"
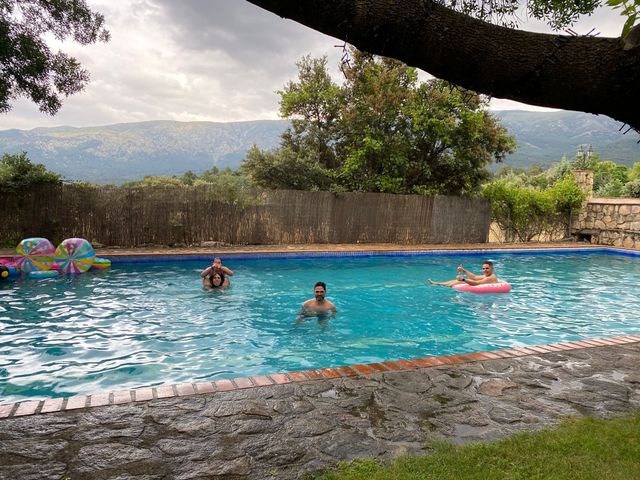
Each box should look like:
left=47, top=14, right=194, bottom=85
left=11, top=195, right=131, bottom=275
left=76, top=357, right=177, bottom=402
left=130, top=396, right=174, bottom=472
left=1, top=252, right=639, bottom=403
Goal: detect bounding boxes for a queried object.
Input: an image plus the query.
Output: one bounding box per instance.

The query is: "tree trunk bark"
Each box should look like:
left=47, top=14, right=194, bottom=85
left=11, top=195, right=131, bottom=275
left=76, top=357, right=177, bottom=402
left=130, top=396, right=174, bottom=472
left=246, top=0, right=640, bottom=130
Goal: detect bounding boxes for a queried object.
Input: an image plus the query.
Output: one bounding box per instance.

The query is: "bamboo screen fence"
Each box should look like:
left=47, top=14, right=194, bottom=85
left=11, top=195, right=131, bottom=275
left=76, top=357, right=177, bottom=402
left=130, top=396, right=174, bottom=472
left=0, top=185, right=490, bottom=247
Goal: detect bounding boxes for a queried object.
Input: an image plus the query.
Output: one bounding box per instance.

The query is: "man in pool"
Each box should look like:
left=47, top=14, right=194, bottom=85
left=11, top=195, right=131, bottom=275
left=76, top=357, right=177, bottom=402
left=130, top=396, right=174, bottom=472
left=201, top=257, right=233, bottom=287
left=428, top=261, right=500, bottom=287
left=297, top=281, right=336, bottom=320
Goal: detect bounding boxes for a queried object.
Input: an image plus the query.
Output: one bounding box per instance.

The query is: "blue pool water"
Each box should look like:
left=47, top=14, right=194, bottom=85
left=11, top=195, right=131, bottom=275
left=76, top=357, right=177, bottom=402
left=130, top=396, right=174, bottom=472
left=1, top=249, right=639, bottom=403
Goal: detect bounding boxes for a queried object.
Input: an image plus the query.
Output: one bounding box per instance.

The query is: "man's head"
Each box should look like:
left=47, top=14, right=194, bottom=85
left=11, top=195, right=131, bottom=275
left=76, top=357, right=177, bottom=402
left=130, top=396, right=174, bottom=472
left=314, top=281, right=327, bottom=301
left=212, top=257, right=222, bottom=268
left=482, top=261, right=494, bottom=276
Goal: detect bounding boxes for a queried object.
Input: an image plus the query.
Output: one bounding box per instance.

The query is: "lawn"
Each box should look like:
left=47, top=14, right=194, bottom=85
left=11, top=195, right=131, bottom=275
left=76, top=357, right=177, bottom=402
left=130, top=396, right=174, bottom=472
left=316, top=412, right=640, bottom=479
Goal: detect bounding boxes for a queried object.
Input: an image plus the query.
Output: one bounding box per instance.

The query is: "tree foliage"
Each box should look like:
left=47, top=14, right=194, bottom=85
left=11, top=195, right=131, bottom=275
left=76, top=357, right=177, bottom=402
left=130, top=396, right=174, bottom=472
left=121, top=166, right=258, bottom=206
left=571, top=151, right=632, bottom=196
left=607, top=0, right=640, bottom=38
left=241, top=145, right=333, bottom=191
left=0, top=151, right=62, bottom=191
left=482, top=175, right=585, bottom=241
left=441, top=0, right=600, bottom=30
left=621, top=178, right=640, bottom=197
left=628, top=161, right=640, bottom=181
left=484, top=145, right=640, bottom=241
left=243, top=50, right=515, bottom=195
left=0, top=0, right=109, bottom=114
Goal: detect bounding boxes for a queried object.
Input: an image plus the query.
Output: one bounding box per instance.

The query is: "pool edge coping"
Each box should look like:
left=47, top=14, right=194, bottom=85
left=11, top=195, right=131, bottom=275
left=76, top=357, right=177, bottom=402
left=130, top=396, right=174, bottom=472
left=4, top=242, right=636, bottom=262
left=99, top=244, right=640, bottom=262
left=2, top=333, right=639, bottom=419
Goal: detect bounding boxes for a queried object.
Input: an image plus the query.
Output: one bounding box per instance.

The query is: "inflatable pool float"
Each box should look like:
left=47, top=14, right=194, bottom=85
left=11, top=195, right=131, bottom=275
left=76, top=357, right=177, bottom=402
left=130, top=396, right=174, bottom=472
left=14, top=237, right=56, bottom=273
left=54, top=238, right=96, bottom=274
left=28, top=270, right=60, bottom=279
left=0, top=259, right=19, bottom=278
left=453, top=282, right=512, bottom=294
left=91, top=257, right=111, bottom=271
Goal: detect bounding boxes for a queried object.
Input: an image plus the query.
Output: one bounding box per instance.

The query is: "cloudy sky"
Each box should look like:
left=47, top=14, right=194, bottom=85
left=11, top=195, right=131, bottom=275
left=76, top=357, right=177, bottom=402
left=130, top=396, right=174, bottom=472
left=0, top=0, right=627, bottom=131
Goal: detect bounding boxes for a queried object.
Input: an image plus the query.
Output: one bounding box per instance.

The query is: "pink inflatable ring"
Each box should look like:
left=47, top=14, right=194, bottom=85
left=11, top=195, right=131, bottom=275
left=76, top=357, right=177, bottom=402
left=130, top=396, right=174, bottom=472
left=453, top=282, right=512, bottom=294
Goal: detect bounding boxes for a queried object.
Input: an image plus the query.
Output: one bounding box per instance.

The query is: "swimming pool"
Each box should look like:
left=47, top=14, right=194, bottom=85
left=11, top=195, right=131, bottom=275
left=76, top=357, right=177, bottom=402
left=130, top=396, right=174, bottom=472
left=1, top=248, right=639, bottom=403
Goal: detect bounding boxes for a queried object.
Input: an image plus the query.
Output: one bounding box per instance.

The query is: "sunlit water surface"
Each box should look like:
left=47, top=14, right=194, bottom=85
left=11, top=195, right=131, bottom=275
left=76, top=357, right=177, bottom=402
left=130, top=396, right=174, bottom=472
left=1, top=251, right=639, bottom=403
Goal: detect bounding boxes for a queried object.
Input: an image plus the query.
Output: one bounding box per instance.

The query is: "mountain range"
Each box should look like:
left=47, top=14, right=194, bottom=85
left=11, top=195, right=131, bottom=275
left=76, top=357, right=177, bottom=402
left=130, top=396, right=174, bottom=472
left=0, top=112, right=638, bottom=183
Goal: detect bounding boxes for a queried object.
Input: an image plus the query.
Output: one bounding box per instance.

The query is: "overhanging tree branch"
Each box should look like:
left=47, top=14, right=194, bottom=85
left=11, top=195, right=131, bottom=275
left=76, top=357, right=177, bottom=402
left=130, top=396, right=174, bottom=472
left=246, top=0, right=640, bottom=130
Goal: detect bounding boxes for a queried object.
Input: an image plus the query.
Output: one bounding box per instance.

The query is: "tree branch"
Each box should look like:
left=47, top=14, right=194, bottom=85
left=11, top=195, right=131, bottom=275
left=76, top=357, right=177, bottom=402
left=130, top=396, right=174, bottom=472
left=246, top=0, right=640, bottom=130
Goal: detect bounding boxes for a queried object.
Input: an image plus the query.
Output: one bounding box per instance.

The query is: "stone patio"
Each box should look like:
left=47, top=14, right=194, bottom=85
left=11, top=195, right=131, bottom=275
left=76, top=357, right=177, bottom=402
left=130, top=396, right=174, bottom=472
left=1, top=340, right=639, bottom=480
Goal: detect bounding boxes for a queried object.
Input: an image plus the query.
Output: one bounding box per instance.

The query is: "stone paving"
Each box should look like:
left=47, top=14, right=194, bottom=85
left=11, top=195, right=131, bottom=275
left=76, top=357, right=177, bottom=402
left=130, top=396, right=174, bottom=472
left=1, top=341, right=639, bottom=480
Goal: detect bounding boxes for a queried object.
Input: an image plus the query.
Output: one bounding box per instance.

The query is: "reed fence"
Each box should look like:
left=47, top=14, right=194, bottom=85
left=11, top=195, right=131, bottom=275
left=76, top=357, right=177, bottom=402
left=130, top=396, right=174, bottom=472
left=0, top=185, right=490, bottom=247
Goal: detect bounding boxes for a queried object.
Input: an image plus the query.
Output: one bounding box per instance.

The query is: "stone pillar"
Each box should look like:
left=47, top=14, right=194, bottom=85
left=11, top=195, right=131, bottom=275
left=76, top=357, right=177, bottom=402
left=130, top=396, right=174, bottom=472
left=573, top=169, right=593, bottom=199
left=572, top=169, right=594, bottom=239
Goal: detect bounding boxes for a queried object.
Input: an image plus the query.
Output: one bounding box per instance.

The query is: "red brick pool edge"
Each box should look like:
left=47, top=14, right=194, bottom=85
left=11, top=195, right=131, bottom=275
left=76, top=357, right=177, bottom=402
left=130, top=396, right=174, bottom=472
left=2, top=333, right=639, bottom=419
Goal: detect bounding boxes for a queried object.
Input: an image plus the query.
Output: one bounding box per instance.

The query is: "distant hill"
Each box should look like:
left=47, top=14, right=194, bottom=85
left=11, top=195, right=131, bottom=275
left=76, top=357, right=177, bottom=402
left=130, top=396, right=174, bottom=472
left=0, top=112, right=638, bottom=183
left=0, top=120, right=289, bottom=183
left=495, top=111, right=640, bottom=169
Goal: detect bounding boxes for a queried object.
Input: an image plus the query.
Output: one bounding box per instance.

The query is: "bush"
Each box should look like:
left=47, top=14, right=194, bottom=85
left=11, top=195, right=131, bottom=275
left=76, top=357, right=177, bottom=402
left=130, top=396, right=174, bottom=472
left=622, top=178, right=640, bottom=198
left=241, top=145, right=333, bottom=191
left=595, top=179, right=625, bottom=197
left=0, top=152, right=62, bottom=192
left=482, top=175, right=585, bottom=242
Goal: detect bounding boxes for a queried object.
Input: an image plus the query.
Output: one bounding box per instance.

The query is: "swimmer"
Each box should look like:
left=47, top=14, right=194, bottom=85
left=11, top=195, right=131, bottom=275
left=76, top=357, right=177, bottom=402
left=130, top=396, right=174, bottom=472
left=201, top=257, right=233, bottom=287
left=428, top=261, right=500, bottom=287
left=297, top=281, right=336, bottom=321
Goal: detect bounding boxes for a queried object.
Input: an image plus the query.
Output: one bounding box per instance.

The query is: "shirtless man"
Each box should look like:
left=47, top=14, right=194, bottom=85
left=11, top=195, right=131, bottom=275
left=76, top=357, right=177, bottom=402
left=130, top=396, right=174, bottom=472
left=428, top=261, right=499, bottom=287
left=298, top=281, right=336, bottom=320
left=200, top=257, right=234, bottom=287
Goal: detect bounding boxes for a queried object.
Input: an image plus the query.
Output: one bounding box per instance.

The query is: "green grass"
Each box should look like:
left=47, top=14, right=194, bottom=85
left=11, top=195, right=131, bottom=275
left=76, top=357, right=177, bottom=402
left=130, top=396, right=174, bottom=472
left=315, top=412, right=640, bottom=480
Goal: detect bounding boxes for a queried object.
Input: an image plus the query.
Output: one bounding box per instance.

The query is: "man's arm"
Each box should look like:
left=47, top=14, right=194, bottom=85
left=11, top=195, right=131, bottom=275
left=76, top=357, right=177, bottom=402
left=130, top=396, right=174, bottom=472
left=297, top=302, right=310, bottom=322
left=200, top=266, right=212, bottom=278
left=459, top=266, right=482, bottom=281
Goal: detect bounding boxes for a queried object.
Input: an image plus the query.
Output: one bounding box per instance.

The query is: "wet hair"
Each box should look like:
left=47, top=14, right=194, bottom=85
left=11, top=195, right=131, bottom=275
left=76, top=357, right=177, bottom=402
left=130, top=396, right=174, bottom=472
left=482, top=261, right=494, bottom=267
left=314, top=281, right=326, bottom=291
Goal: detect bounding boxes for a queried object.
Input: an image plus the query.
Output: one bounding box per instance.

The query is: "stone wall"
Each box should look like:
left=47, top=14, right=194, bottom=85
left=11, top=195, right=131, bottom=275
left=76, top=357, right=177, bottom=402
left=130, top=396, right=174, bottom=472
left=573, top=198, right=640, bottom=249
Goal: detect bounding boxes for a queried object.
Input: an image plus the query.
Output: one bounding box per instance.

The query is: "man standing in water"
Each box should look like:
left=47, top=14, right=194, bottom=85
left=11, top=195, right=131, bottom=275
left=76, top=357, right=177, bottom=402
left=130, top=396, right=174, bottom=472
left=428, top=261, right=499, bottom=287
left=298, top=281, right=336, bottom=320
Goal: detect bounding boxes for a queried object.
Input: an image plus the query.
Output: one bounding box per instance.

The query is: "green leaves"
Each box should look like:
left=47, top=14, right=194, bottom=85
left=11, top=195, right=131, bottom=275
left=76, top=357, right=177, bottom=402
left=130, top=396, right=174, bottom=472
left=241, top=145, right=332, bottom=191
left=0, top=0, right=109, bottom=114
left=482, top=175, right=585, bottom=241
left=435, top=0, right=600, bottom=30
left=245, top=49, right=514, bottom=196
left=606, top=0, right=639, bottom=38
left=0, top=151, right=62, bottom=191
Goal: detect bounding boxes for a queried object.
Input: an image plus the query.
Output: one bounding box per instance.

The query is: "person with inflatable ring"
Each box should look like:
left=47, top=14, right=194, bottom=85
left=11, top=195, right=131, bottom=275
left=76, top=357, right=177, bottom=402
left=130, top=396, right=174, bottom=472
left=428, top=260, right=499, bottom=287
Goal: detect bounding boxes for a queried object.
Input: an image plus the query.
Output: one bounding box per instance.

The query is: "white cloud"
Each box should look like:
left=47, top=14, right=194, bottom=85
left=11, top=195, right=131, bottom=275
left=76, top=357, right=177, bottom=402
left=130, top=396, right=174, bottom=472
left=0, top=1, right=626, bottom=130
